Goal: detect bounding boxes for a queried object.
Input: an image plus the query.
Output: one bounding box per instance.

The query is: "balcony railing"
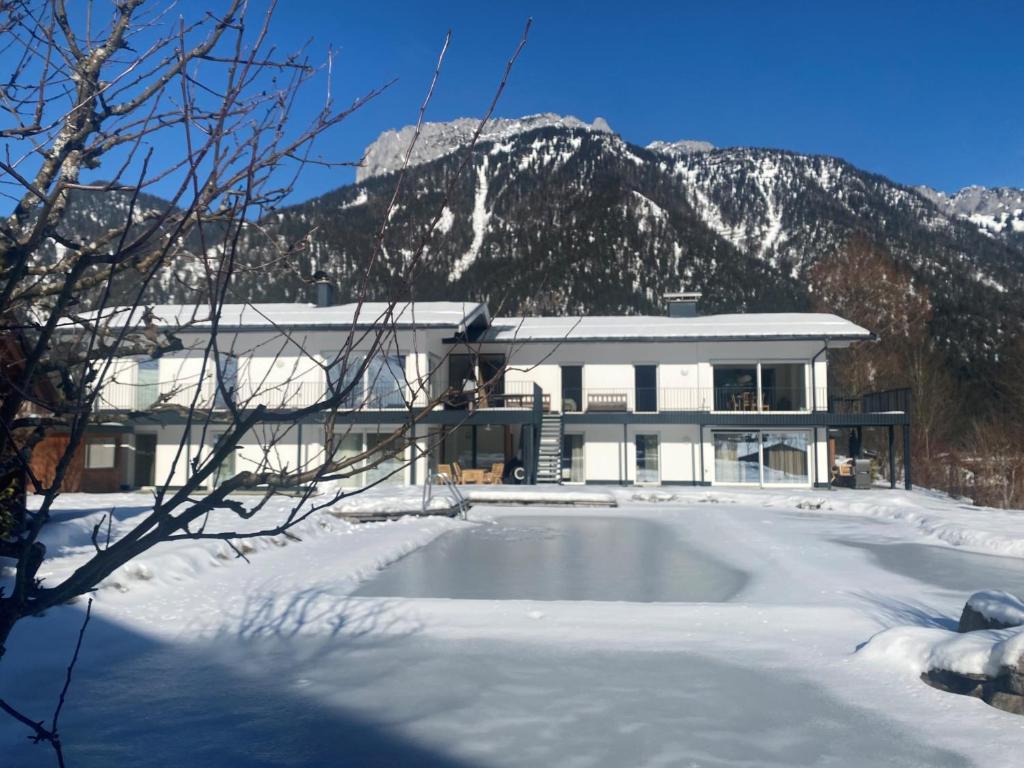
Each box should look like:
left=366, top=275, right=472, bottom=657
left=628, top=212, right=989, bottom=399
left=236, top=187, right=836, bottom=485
left=88, top=378, right=432, bottom=413
left=65, top=379, right=910, bottom=419
left=442, top=381, right=549, bottom=411
left=567, top=387, right=909, bottom=415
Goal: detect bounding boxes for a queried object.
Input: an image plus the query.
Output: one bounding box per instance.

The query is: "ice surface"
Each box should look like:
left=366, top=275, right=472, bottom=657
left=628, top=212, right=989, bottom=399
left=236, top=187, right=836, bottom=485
left=352, top=515, right=748, bottom=602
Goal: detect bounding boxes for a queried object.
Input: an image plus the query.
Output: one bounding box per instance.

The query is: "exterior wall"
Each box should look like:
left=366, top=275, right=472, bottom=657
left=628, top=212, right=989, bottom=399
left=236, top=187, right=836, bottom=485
left=100, top=328, right=450, bottom=411
left=480, top=338, right=830, bottom=413
left=94, top=318, right=858, bottom=491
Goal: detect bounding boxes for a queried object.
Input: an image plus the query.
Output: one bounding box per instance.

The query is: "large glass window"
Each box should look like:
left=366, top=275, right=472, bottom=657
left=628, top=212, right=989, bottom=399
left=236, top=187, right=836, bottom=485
left=761, top=431, right=810, bottom=485
left=364, top=432, right=405, bottom=486
left=713, top=430, right=810, bottom=485
left=367, top=354, right=406, bottom=408
left=761, top=364, right=807, bottom=411
left=635, top=434, right=660, bottom=484
left=713, top=366, right=758, bottom=411
left=329, top=432, right=363, bottom=488
left=326, top=353, right=405, bottom=409
left=442, top=425, right=508, bottom=470
left=713, top=431, right=761, bottom=484
left=446, top=354, right=505, bottom=408
left=562, top=434, right=584, bottom=482
left=712, top=363, right=808, bottom=412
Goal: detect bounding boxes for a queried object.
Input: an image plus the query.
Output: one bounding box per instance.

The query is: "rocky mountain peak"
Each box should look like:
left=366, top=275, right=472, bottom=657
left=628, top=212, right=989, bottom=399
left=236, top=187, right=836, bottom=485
left=646, top=139, right=716, bottom=156
left=356, top=113, right=613, bottom=181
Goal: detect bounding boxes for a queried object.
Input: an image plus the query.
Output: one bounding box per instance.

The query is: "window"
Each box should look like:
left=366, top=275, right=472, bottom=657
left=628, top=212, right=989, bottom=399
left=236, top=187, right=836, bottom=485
left=367, top=355, right=406, bottom=408
left=634, top=365, right=657, bottom=412
left=562, top=434, right=584, bottom=482
left=561, top=366, right=582, bottom=413
left=136, top=359, right=160, bottom=410
left=712, top=430, right=810, bottom=486
left=326, top=353, right=405, bottom=409
left=712, top=363, right=808, bottom=412
left=713, top=431, right=760, bottom=484
left=213, top=444, right=236, bottom=487
left=364, top=432, right=405, bottom=486
left=442, top=425, right=508, bottom=470
left=635, top=434, right=660, bottom=484
left=761, top=364, right=807, bottom=411
left=85, top=441, right=116, bottom=469
left=329, top=433, right=363, bottom=488
left=214, top=354, right=237, bottom=408
left=713, top=366, right=758, bottom=411
left=761, top=432, right=810, bottom=485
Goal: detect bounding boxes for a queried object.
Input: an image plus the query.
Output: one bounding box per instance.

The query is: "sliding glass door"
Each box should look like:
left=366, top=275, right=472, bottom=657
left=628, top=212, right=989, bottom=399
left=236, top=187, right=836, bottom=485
left=713, top=430, right=810, bottom=486
left=713, top=431, right=761, bottom=484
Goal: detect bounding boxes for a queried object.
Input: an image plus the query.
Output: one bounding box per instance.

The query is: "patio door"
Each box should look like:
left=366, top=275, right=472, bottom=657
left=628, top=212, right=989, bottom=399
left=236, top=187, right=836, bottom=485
left=635, top=434, right=660, bottom=484
left=712, top=430, right=810, bottom=486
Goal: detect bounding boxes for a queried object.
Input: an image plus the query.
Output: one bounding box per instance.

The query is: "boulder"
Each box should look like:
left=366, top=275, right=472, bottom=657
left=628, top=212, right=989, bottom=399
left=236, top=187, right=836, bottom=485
left=957, top=590, right=1024, bottom=633
left=922, top=662, right=1024, bottom=715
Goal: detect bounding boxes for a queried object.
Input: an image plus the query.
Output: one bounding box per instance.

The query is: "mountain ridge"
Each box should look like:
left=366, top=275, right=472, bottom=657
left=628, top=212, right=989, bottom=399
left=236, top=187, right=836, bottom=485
left=52, top=115, right=1024, bottom=388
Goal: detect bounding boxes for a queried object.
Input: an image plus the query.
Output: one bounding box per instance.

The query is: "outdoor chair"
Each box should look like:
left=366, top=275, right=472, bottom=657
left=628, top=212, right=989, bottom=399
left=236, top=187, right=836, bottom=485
left=484, top=462, right=505, bottom=484
left=451, top=461, right=464, bottom=484
left=436, top=464, right=454, bottom=484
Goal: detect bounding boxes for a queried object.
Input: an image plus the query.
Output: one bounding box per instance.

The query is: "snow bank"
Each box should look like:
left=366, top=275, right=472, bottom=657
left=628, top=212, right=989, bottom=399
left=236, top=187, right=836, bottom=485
left=859, top=624, right=1024, bottom=678
left=668, top=486, right=1024, bottom=560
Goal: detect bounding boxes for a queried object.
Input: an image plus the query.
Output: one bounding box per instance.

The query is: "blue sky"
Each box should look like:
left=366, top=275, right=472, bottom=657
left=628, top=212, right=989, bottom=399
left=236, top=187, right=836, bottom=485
left=261, top=0, right=1023, bottom=201
left=9, top=1, right=1024, bottom=204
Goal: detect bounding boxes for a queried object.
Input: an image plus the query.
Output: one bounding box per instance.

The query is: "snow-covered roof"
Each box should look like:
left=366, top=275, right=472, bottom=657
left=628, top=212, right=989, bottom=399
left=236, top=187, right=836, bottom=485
left=478, top=313, right=873, bottom=343
left=80, top=301, right=489, bottom=332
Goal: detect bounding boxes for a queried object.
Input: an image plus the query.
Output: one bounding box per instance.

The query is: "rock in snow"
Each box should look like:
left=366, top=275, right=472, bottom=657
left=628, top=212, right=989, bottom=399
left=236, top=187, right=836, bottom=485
left=958, top=590, right=1024, bottom=632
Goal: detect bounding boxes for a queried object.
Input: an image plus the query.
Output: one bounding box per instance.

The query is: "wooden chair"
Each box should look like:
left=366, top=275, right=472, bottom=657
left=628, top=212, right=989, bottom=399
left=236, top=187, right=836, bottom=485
left=451, top=461, right=464, bottom=484
left=436, top=463, right=453, bottom=484
left=484, top=462, right=505, bottom=484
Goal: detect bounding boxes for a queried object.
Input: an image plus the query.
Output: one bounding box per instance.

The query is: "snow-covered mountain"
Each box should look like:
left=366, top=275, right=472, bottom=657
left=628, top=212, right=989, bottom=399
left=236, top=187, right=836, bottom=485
left=356, top=113, right=613, bottom=182
left=916, top=185, right=1024, bottom=245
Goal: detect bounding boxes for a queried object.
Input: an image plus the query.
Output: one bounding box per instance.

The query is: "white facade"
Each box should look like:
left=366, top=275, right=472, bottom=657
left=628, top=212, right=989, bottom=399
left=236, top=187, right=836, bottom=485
left=86, top=301, right=876, bottom=491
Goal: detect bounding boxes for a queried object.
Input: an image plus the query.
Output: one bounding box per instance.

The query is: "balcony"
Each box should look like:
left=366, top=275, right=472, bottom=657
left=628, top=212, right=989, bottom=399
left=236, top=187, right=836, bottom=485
left=87, top=378, right=433, bottom=413
left=442, top=381, right=550, bottom=412
left=568, top=387, right=910, bottom=415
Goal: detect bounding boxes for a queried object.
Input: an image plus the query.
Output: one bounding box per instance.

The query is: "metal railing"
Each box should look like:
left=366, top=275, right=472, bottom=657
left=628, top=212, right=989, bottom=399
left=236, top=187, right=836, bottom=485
left=563, top=387, right=909, bottom=415
left=89, top=378, right=432, bottom=413
left=442, top=380, right=550, bottom=411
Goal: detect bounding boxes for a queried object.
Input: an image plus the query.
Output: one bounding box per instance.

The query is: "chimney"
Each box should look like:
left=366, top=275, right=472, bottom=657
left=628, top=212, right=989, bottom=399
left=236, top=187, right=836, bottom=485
left=313, top=271, right=334, bottom=307
left=665, top=291, right=701, bottom=318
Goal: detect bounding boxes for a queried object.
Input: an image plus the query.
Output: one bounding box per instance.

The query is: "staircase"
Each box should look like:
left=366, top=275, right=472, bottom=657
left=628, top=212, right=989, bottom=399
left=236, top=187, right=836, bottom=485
left=536, top=413, right=563, bottom=484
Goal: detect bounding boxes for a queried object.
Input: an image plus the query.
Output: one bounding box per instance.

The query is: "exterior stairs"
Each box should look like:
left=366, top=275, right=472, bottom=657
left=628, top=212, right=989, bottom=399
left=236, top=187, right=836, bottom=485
left=536, top=413, right=563, bottom=484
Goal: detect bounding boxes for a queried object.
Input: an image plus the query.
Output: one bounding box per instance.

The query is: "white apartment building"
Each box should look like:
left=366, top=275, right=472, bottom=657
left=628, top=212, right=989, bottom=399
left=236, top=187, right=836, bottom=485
left=60, top=293, right=911, bottom=493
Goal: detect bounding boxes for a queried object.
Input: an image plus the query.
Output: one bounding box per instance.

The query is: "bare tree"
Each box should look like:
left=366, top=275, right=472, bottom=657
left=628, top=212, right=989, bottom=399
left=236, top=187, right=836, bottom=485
left=0, top=2, right=531, bottom=762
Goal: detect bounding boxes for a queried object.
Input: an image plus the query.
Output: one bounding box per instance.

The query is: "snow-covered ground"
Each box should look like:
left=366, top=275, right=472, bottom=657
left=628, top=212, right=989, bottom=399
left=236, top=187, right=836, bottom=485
left=3, top=486, right=1024, bottom=766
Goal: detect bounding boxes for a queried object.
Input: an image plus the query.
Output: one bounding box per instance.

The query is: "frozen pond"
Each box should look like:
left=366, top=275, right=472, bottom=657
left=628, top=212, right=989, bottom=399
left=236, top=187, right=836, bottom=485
left=13, top=635, right=967, bottom=768
left=353, top=515, right=748, bottom=602
left=841, top=539, right=1024, bottom=595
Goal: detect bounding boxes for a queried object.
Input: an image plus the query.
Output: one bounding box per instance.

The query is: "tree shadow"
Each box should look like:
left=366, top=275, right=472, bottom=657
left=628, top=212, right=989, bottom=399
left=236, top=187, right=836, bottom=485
left=850, top=590, right=959, bottom=651
left=1, top=599, right=471, bottom=768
